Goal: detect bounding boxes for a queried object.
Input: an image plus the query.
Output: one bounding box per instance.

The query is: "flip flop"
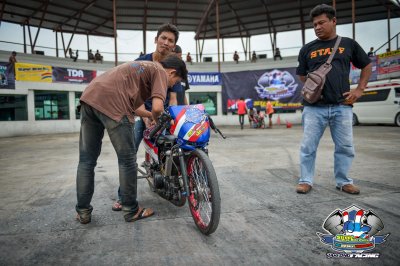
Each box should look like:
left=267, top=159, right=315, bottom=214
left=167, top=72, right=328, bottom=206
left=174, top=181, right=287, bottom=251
left=112, top=201, right=122, bottom=211
left=128, top=207, right=154, bottom=222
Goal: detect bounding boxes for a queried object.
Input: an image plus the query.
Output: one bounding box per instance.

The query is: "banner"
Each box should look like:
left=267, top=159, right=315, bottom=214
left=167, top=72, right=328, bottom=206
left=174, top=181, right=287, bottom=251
left=52, top=67, right=96, bottom=83
left=15, top=63, right=52, bottom=82
left=0, top=62, right=15, bottom=89
left=349, top=56, right=378, bottom=84
left=222, top=68, right=303, bottom=113
left=377, top=49, right=400, bottom=75
left=188, top=72, right=221, bottom=86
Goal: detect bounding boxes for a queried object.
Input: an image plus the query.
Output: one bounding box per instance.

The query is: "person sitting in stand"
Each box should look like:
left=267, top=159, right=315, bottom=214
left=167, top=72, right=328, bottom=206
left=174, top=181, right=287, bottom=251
left=233, top=51, right=239, bottom=64
left=95, top=50, right=103, bottom=63
left=88, top=49, right=95, bottom=62
left=251, top=51, right=257, bottom=63
left=69, top=48, right=79, bottom=62
left=274, top=48, right=282, bottom=60
left=367, top=47, right=374, bottom=57
left=186, top=52, right=193, bottom=65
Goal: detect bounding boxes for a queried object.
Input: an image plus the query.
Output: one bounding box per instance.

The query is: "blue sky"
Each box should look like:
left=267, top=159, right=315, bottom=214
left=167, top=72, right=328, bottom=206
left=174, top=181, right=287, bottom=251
left=1, top=18, right=399, bottom=62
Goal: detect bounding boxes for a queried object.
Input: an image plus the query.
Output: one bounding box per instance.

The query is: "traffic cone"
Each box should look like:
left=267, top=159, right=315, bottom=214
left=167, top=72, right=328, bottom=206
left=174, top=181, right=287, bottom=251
left=286, top=120, right=292, bottom=128
left=276, top=114, right=281, bottom=126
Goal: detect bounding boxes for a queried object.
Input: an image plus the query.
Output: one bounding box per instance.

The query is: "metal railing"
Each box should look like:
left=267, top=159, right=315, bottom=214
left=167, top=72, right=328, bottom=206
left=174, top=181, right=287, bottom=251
left=374, top=32, right=400, bottom=54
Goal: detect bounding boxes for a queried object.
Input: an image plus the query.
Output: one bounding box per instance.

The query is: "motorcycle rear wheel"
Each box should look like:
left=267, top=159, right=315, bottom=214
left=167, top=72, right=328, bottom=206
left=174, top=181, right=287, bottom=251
left=187, top=149, right=221, bottom=235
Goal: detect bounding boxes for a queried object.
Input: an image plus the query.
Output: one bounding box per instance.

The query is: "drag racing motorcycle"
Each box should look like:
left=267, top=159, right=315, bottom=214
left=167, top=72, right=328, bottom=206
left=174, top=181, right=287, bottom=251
left=138, top=104, right=225, bottom=235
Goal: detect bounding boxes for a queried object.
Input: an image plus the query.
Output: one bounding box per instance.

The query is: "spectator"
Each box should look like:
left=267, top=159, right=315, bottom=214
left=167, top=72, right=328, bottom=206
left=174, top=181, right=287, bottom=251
left=74, top=50, right=79, bottom=62
left=8, top=51, right=17, bottom=75
left=274, top=48, right=282, bottom=60
left=95, top=50, right=103, bottom=63
left=68, top=48, right=78, bottom=62
left=186, top=52, right=193, bottom=65
left=295, top=4, right=372, bottom=195
left=68, top=48, right=74, bottom=59
left=233, top=51, right=239, bottom=63
left=248, top=107, right=256, bottom=128
left=251, top=51, right=257, bottom=62
left=139, top=51, right=144, bottom=57
left=237, top=97, right=248, bottom=130
left=173, top=45, right=182, bottom=58
left=173, top=45, right=190, bottom=105
left=367, top=47, right=374, bottom=57
left=88, top=49, right=95, bottom=62
left=265, top=99, right=274, bottom=128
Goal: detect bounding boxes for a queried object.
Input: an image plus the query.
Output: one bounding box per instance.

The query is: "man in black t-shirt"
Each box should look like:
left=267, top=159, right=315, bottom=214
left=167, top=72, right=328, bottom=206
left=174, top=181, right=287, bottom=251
left=295, top=4, right=372, bottom=195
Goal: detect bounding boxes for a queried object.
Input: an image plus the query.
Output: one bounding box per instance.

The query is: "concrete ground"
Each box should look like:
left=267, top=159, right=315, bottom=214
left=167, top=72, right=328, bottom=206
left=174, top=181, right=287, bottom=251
left=0, top=125, right=399, bottom=266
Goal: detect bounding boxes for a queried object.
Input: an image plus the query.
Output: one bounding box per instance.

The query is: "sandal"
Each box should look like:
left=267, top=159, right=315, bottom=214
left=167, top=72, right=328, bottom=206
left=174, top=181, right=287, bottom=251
left=125, top=207, right=154, bottom=222
left=112, top=201, right=122, bottom=211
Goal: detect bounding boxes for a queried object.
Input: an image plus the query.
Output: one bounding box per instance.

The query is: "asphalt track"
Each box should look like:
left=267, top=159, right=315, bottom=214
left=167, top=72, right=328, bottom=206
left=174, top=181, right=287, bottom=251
left=0, top=125, right=399, bottom=265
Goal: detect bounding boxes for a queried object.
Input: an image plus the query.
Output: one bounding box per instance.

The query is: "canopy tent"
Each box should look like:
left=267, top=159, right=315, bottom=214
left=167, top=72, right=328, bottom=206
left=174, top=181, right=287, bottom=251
left=1, top=0, right=400, bottom=67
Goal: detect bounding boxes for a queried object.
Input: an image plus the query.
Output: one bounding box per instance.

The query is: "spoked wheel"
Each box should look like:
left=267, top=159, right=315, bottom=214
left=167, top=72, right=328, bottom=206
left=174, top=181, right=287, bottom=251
left=186, top=149, right=221, bottom=235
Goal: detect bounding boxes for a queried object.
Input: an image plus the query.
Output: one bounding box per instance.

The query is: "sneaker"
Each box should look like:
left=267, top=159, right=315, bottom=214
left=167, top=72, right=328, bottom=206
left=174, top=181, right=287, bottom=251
left=336, top=184, right=360, bottom=194
left=296, top=183, right=312, bottom=194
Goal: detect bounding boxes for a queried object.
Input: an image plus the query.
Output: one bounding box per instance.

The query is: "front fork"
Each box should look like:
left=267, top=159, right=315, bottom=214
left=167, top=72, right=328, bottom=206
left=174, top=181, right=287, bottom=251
left=178, top=148, right=190, bottom=198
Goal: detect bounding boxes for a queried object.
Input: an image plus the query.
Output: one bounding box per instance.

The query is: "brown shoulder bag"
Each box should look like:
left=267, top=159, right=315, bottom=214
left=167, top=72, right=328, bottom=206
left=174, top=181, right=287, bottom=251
left=301, top=36, right=342, bottom=104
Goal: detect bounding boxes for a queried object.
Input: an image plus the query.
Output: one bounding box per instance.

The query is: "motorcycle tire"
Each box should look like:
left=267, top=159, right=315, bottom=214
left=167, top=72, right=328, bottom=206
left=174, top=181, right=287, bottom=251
left=186, top=149, right=221, bottom=235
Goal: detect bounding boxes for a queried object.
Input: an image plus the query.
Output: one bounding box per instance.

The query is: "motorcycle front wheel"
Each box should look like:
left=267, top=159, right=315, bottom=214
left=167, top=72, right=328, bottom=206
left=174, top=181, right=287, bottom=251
left=186, top=149, right=221, bottom=235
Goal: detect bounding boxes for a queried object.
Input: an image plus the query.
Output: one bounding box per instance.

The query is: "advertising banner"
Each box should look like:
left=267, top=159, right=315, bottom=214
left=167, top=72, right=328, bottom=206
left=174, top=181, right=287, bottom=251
left=188, top=72, right=221, bottom=86
left=377, top=49, right=400, bottom=75
left=349, top=56, right=378, bottom=84
left=52, top=67, right=96, bottom=83
left=0, top=62, right=15, bottom=89
left=222, top=68, right=303, bottom=113
left=15, top=63, right=52, bottom=82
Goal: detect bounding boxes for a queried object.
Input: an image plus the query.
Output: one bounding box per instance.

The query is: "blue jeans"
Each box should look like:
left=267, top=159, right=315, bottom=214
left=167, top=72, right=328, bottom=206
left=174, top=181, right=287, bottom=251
left=134, top=118, right=145, bottom=151
left=116, top=117, right=145, bottom=201
left=299, top=105, right=355, bottom=187
left=76, top=103, right=138, bottom=216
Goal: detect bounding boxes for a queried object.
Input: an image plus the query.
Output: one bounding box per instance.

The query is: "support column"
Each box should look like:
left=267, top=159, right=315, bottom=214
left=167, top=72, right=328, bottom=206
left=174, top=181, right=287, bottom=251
left=387, top=8, right=391, bottom=51
left=217, top=91, right=222, bottom=116
left=86, top=34, right=90, bottom=62
left=352, top=0, right=355, bottom=40
left=23, top=24, right=27, bottom=54
left=55, top=31, right=58, bottom=57
left=113, top=0, right=118, bottom=65
left=216, top=0, right=221, bottom=73
left=222, top=38, right=225, bottom=62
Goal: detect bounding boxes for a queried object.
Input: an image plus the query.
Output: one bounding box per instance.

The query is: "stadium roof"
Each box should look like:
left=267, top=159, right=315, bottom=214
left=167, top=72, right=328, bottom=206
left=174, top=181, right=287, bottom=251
left=1, top=0, right=400, bottom=40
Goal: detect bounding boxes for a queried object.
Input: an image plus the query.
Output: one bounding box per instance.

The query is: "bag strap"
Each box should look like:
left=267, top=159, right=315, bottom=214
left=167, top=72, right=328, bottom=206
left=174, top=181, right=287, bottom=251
left=326, top=36, right=342, bottom=64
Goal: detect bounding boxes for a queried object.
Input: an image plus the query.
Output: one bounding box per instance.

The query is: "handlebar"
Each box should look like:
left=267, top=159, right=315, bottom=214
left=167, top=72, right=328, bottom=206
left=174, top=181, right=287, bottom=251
left=148, top=112, right=171, bottom=139
left=207, top=114, right=227, bottom=139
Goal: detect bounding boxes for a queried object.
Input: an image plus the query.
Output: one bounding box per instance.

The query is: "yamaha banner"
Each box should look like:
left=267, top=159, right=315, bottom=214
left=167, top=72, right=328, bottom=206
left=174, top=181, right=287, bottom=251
left=188, top=72, right=221, bottom=86
left=52, top=67, right=96, bottom=84
left=222, top=68, right=303, bottom=113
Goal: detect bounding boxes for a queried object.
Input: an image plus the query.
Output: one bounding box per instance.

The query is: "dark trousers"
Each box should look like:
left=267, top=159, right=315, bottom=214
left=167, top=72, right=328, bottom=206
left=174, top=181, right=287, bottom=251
left=76, top=103, right=138, bottom=215
left=239, top=114, right=245, bottom=129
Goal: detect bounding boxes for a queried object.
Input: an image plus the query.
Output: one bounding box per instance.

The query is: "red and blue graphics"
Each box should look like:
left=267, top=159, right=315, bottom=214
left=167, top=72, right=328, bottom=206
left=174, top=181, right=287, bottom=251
left=169, top=104, right=210, bottom=149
